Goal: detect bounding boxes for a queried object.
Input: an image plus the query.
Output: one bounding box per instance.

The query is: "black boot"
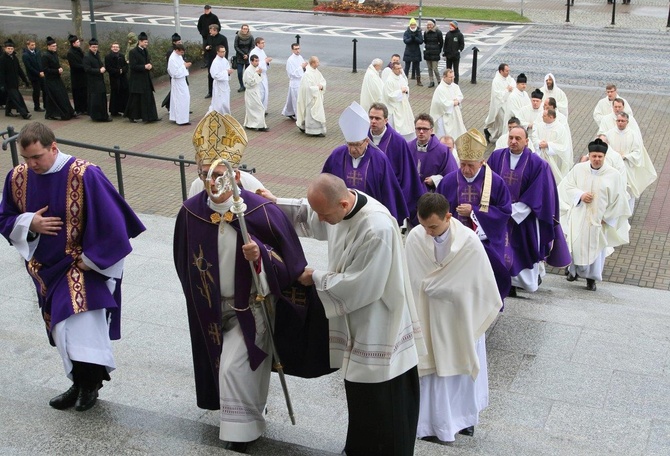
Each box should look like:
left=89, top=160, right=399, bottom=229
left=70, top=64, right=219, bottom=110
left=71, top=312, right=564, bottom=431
left=49, top=384, right=79, bottom=410
left=71, top=361, right=109, bottom=412
left=586, top=279, right=597, bottom=291
left=75, top=387, right=99, bottom=411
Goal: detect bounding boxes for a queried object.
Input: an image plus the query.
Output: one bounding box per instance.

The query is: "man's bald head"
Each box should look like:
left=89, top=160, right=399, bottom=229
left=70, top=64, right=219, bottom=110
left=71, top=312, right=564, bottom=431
left=307, top=174, right=354, bottom=224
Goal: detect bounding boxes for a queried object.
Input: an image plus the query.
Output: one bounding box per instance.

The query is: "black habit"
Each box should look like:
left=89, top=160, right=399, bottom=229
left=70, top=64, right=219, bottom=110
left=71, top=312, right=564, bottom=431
left=124, top=45, right=158, bottom=122
left=40, top=51, right=75, bottom=120
left=83, top=50, right=110, bottom=121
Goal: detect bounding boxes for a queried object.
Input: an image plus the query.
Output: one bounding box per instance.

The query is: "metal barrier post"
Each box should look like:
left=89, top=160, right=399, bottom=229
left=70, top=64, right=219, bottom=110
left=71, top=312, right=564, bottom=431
left=295, top=34, right=301, bottom=45
left=7, top=125, right=19, bottom=167
left=470, top=47, right=480, bottom=84
left=566, top=1, right=571, bottom=23
left=611, top=0, right=617, bottom=26
left=178, top=154, right=188, bottom=201
left=113, top=145, right=125, bottom=198
left=352, top=39, right=358, bottom=73
left=667, top=1, right=670, bottom=27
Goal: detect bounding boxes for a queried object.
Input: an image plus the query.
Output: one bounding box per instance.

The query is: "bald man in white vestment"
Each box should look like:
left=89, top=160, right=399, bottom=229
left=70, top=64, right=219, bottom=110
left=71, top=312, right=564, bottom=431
left=535, top=109, right=573, bottom=184
left=360, top=58, right=383, bottom=112
left=295, top=56, right=327, bottom=136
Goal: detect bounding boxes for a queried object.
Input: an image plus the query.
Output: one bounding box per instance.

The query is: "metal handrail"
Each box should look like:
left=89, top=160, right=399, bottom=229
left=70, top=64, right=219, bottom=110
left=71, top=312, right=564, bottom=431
left=2, top=126, right=255, bottom=201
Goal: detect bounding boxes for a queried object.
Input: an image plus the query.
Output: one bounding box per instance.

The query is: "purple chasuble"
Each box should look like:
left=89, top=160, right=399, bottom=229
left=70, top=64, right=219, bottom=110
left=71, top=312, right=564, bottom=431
left=173, top=190, right=331, bottom=410
left=368, top=125, right=426, bottom=219
left=0, top=158, right=146, bottom=344
left=487, top=148, right=571, bottom=275
left=322, top=145, right=409, bottom=225
left=437, top=167, right=512, bottom=300
left=408, top=134, right=458, bottom=191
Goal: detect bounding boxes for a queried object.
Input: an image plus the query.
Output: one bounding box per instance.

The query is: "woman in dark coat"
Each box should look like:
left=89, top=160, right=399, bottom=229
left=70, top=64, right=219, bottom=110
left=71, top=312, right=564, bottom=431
left=422, top=19, right=444, bottom=88
left=233, top=24, right=254, bottom=92
left=403, top=18, right=423, bottom=86
left=83, top=39, right=112, bottom=122
left=443, top=21, right=465, bottom=84
left=41, top=37, right=75, bottom=120
left=104, top=42, right=129, bottom=117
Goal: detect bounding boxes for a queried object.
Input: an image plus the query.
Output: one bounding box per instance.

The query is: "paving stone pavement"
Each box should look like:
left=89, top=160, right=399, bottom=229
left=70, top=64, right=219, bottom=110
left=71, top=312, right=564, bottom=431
left=2, top=23, right=669, bottom=290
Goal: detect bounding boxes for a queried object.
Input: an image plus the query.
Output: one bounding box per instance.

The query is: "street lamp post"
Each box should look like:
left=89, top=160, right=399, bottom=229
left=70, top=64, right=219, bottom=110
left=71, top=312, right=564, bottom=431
left=174, top=0, right=181, bottom=34
left=88, top=0, right=97, bottom=39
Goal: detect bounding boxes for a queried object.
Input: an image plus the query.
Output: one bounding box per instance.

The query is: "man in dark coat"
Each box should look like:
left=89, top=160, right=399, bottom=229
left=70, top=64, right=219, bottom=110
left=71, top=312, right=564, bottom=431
left=443, top=21, right=465, bottom=84
left=22, top=39, right=45, bottom=112
left=197, top=4, right=221, bottom=66
left=41, top=37, right=75, bottom=120
left=0, top=39, right=31, bottom=119
left=104, top=42, right=129, bottom=117
left=403, top=18, right=423, bottom=86
left=83, top=39, right=111, bottom=122
left=204, top=24, right=228, bottom=98
left=422, top=19, right=444, bottom=88
left=66, top=34, right=88, bottom=115
left=124, top=32, right=159, bottom=123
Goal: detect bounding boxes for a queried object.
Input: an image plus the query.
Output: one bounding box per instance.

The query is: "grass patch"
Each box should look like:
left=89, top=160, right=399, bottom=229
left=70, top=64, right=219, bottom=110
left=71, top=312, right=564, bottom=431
left=414, top=6, right=530, bottom=23
left=122, top=1, right=530, bottom=23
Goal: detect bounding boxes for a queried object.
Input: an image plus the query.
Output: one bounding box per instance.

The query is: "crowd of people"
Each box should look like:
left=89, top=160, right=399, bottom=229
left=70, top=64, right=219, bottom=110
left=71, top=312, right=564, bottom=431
left=0, top=9, right=660, bottom=456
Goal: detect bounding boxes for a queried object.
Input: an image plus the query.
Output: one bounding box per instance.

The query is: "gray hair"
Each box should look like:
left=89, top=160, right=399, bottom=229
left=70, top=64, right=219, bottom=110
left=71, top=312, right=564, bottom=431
left=371, top=58, right=383, bottom=67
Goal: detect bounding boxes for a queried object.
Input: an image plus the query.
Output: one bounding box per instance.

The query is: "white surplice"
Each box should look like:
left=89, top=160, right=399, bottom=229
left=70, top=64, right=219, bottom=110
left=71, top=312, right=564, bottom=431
left=243, top=65, right=267, bottom=129
left=276, top=192, right=425, bottom=383
left=605, top=126, right=657, bottom=199
left=558, top=161, right=631, bottom=281
left=295, top=65, right=327, bottom=135
left=542, top=73, right=569, bottom=119
left=383, top=72, right=416, bottom=139
left=405, top=218, right=501, bottom=442
left=249, top=46, right=269, bottom=110
left=209, top=55, right=231, bottom=114
left=430, top=80, right=466, bottom=140
left=167, top=50, right=190, bottom=124
left=359, top=64, right=383, bottom=112
left=505, top=87, right=532, bottom=125
left=483, top=71, right=515, bottom=140
left=593, top=95, right=633, bottom=127
left=597, top=112, right=641, bottom=137
left=535, top=119, right=574, bottom=184
left=281, top=53, right=305, bottom=117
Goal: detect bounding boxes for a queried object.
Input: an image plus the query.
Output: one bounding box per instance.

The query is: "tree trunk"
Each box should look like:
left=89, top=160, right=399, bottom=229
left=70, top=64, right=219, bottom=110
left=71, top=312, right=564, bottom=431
left=71, top=0, right=83, bottom=39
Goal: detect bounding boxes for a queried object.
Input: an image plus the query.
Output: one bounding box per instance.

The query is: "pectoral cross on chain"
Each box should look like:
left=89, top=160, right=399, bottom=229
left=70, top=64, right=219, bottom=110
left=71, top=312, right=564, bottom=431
left=347, top=170, right=364, bottom=187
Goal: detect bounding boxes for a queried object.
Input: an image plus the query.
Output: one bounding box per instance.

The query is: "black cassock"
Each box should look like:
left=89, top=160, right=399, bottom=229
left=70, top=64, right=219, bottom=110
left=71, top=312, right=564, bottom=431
left=124, top=45, right=158, bottom=121
left=0, top=51, right=29, bottom=116
left=104, top=51, right=129, bottom=116
left=40, top=51, right=75, bottom=120
left=83, top=50, right=110, bottom=121
left=66, top=46, right=88, bottom=114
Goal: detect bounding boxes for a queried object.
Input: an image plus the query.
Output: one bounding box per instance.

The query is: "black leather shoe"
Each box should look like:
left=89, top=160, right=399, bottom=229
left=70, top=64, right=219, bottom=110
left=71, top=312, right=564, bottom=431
left=428, top=82, right=435, bottom=88
left=6, top=112, right=17, bottom=117
left=566, top=273, right=578, bottom=282
left=508, top=286, right=517, bottom=298
left=128, top=118, right=139, bottom=123
left=22, top=113, right=32, bottom=120
left=459, top=426, right=475, bottom=437
left=237, top=87, right=246, bottom=92
left=204, top=93, right=212, bottom=99
left=49, top=384, right=79, bottom=410
left=586, top=279, right=597, bottom=291
left=74, top=387, right=98, bottom=411
left=34, top=107, right=45, bottom=112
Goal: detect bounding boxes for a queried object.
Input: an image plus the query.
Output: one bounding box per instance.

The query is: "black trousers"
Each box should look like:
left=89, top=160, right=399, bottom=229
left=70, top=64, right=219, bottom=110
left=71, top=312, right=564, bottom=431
left=446, top=56, right=461, bottom=84
left=30, top=78, right=45, bottom=109
left=71, top=360, right=110, bottom=389
left=344, top=366, right=420, bottom=456
left=404, top=61, right=421, bottom=79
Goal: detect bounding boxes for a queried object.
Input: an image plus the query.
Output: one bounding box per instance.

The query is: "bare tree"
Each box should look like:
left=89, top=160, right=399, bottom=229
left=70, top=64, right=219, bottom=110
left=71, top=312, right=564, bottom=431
left=71, top=0, right=83, bottom=38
